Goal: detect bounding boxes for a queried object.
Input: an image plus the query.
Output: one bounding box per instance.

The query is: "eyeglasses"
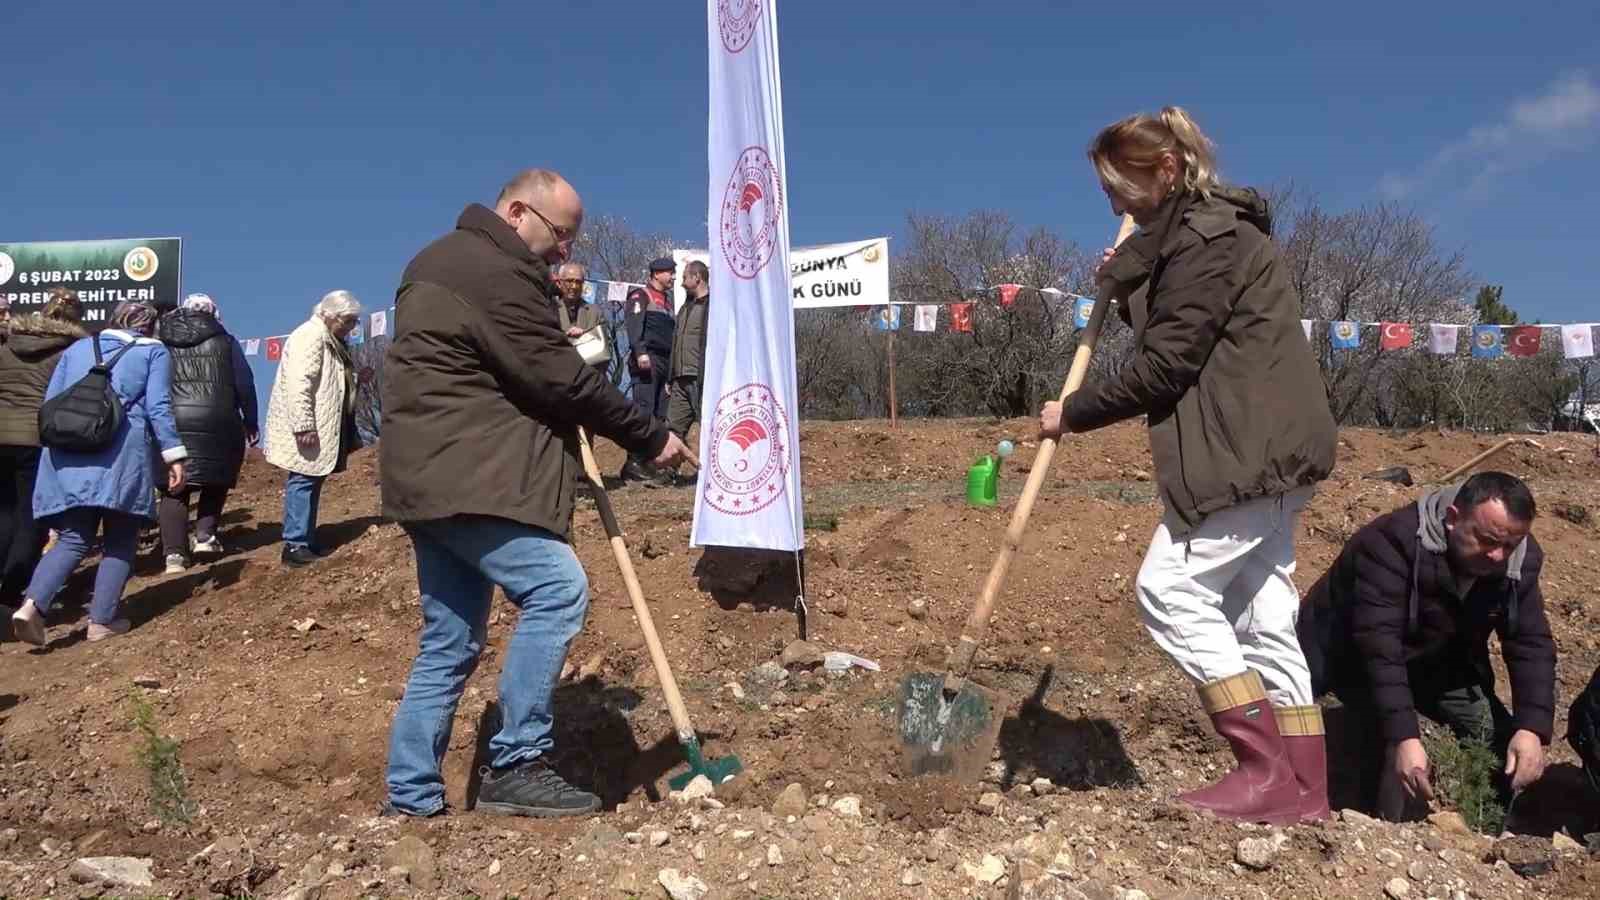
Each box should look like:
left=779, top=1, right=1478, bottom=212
left=519, top=201, right=577, bottom=243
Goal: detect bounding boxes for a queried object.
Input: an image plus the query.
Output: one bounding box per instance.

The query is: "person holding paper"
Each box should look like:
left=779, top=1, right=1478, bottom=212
left=552, top=262, right=609, bottom=371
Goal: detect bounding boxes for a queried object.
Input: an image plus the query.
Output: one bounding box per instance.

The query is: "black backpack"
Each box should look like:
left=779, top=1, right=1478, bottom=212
left=38, top=336, right=138, bottom=453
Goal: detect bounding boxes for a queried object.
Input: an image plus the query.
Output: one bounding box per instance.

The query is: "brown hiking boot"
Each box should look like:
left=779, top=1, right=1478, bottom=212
left=1276, top=704, right=1331, bottom=822
left=1178, top=670, right=1300, bottom=825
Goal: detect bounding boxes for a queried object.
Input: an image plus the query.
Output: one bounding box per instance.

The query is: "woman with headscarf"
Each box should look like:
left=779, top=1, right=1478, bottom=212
left=9, top=301, right=187, bottom=645
left=156, top=293, right=259, bottom=574
left=263, top=290, right=363, bottom=567
left=0, top=288, right=87, bottom=613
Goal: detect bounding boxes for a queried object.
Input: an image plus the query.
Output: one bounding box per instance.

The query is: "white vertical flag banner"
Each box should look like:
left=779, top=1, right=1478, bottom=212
left=913, top=304, right=938, bottom=332
left=606, top=281, right=628, bottom=305
left=693, top=0, right=803, bottom=551
left=243, top=338, right=261, bottom=357
left=1300, top=319, right=1312, bottom=342
left=371, top=310, right=388, bottom=338
left=1428, top=324, right=1460, bottom=354
left=1562, top=324, right=1595, bottom=359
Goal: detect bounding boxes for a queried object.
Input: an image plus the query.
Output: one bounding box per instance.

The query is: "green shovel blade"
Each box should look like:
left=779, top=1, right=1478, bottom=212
left=667, top=734, right=743, bottom=791
left=898, top=671, right=1001, bottom=778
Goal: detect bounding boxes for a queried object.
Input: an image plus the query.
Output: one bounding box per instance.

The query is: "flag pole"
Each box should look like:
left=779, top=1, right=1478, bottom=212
left=887, top=305, right=899, bottom=428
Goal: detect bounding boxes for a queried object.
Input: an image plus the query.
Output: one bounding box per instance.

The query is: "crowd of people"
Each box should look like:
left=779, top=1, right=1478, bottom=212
left=0, top=105, right=1588, bottom=826
left=0, top=287, right=369, bottom=644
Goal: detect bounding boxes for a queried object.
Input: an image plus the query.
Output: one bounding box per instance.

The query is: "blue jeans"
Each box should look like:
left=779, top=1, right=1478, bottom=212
left=385, top=515, right=590, bottom=815
left=281, top=472, right=324, bottom=551
left=26, top=507, right=141, bottom=625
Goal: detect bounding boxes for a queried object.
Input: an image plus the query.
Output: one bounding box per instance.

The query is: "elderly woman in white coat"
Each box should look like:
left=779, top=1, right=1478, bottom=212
left=264, top=290, right=363, bottom=567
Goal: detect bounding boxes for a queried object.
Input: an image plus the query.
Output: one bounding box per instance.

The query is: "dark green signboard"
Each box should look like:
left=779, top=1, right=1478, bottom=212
left=0, top=237, right=182, bottom=323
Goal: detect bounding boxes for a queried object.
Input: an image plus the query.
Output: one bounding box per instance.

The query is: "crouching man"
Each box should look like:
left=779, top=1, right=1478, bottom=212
left=1298, top=472, right=1556, bottom=819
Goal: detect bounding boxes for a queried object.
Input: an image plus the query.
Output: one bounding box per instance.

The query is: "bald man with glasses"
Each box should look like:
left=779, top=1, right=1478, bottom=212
left=380, top=169, right=689, bottom=819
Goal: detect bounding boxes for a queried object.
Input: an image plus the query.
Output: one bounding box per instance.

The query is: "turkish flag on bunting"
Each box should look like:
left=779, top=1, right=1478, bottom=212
left=1379, top=322, right=1414, bottom=351
left=1507, top=325, right=1542, bottom=357
left=949, top=302, right=974, bottom=333
left=997, top=284, right=1021, bottom=308
left=265, top=337, right=284, bottom=362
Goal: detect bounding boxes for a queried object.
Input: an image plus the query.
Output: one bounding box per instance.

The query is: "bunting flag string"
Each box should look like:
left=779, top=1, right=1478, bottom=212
left=232, top=297, right=1600, bottom=364
left=1298, top=319, right=1600, bottom=360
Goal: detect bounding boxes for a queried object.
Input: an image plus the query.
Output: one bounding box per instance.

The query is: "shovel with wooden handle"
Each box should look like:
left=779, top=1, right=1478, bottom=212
left=1435, top=437, right=1542, bottom=484
left=576, top=428, right=742, bottom=790
left=898, top=214, right=1139, bottom=779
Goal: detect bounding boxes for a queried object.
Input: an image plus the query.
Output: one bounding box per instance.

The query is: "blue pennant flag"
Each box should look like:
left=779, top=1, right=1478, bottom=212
left=873, top=305, right=901, bottom=331
left=582, top=280, right=597, bottom=304
left=346, top=323, right=364, bottom=346
left=1471, top=325, right=1502, bottom=358
left=1329, top=321, right=1360, bottom=349
left=1073, top=296, right=1094, bottom=329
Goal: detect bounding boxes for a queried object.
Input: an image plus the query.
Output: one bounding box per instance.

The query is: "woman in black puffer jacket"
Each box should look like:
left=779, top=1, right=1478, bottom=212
left=156, top=294, right=259, bottom=572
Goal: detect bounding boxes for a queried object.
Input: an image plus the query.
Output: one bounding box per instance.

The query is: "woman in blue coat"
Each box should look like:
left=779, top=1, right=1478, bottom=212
left=9, top=302, right=188, bottom=645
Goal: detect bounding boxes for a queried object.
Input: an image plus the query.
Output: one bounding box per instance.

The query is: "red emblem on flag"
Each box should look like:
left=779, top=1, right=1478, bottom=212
left=998, top=284, right=1021, bottom=309
left=719, top=146, right=783, bottom=280
left=718, top=0, right=760, bottom=53
left=1507, top=326, right=1542, bottom=357
left=1380, top=322, right=1413, bottom=351
left=705, top=383, right=789, bottom=516
left=266, top=337, right=284, bottom=362
left=949, top=302, right=974, bottom=333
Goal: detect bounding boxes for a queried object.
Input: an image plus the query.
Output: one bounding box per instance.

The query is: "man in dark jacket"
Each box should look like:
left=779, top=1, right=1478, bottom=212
left=619, top=258, right=677, bottom=483
left=156, top=293, right=258, bottom=573
left=666, top=260, right=709, bottom=447
left=380, top=169, right=688, bottom=819
left=1298, top=472, right=1555, bottom=819
left=0, top=289, right=85, bottom=610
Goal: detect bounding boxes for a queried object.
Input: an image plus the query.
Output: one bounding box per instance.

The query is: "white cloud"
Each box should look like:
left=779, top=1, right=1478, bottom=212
left=1381, top=71, right=1600, bottom=200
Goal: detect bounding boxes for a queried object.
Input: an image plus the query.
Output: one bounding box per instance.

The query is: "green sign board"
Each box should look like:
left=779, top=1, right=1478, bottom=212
left=0, top=237, right=182, bottom=323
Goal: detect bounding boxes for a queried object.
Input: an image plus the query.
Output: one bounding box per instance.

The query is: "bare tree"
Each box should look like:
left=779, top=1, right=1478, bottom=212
left=349, top=338, right=386, bottom=441
left=890, top=211, right=1099, bottom=418
left=1278, top=199, right=1473, bottom=424
left=571, top=214, right=678, bottom=283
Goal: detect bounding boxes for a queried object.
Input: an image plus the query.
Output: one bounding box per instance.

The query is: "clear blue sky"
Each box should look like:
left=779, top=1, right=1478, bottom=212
left=4, top=1, right=1596, bottom=390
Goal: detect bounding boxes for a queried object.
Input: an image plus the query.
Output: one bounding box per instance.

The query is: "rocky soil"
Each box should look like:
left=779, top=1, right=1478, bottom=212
left=2, top=418, right=1598, bottom=898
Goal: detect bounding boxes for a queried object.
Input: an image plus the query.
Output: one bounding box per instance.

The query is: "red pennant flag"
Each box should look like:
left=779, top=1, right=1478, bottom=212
left=1507, top=325, right=1542, bottom=357
left=265, top=337, right=284, bottom=362
left=1379, top=322, right=1414, bottom=351
left=949, top=302, right=974, bottom=333
left=997, top=284, right=1021, bottom=309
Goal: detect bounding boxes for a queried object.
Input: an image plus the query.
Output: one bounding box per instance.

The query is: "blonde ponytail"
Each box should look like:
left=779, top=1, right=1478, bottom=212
left=1088, top=105, right=1221, bottom=206
left=1159, top=107, right=1218, bottom=195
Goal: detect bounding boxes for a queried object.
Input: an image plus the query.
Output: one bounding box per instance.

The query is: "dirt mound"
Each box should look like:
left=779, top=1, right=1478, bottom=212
left=2, top=419, right=1597, bottom=898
